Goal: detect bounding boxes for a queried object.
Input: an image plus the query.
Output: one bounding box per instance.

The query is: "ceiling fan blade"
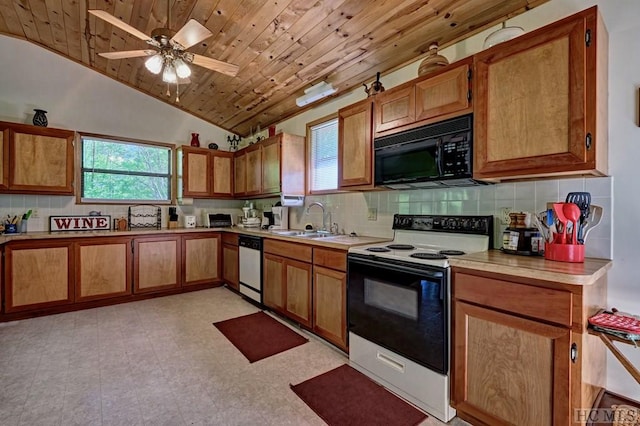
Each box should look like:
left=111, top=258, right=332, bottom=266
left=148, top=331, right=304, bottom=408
left=89, top=10, right=152, bottom=42
left=171, top=19, right=213, bottom=50
left=98, top=50, right=157, bottom=60
left=190, top=54, right=239, bottom=77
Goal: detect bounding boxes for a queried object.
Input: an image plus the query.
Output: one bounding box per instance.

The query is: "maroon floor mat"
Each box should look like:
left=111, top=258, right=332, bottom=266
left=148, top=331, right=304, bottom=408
left=213, top=311, right=308, bottom=363
left=291, top=364, right=427, bottom=426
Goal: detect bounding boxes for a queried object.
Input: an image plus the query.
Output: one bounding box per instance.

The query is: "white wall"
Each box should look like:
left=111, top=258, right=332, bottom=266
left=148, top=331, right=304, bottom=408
left=0, top=0, right=637, bottom=400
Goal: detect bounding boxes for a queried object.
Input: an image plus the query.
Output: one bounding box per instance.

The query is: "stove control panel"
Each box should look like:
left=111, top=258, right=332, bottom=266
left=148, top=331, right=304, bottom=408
left=393, top=214, right=493, bottom=236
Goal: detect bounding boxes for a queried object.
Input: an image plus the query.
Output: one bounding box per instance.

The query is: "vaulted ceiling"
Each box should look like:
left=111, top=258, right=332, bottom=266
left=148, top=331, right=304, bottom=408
left=0, top=0, right=549, bottom=136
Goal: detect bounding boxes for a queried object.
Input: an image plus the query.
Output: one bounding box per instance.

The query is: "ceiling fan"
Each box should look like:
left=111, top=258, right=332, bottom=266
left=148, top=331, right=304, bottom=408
left=89, top=3, right=238, bottom=93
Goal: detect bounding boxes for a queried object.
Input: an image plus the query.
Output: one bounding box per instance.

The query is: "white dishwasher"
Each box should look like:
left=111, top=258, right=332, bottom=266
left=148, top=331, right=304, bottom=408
left=238, top=235, right=263, bottom=304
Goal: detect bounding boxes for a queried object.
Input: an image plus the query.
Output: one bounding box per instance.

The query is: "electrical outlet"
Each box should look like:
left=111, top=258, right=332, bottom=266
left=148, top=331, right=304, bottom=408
left=500, top=207, right=512, bottom=225
left=367, top=208, right=377, bottom=221
left=31, top=209, right=39, bottom=219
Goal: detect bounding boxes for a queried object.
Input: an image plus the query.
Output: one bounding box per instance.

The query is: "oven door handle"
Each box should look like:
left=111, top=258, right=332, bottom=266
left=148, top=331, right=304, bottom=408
left=348, top=256, right=444, bottom=278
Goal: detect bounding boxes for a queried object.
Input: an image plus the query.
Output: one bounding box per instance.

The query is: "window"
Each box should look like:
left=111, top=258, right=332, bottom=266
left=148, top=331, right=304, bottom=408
left=307, top=115, right=338, bottom=192
left=80, top=135, right=172, bottom=203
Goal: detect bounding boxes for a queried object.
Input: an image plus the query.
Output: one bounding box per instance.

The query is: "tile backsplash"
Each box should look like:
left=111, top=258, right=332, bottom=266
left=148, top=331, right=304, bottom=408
left=0, top=176, right=612, bottom=259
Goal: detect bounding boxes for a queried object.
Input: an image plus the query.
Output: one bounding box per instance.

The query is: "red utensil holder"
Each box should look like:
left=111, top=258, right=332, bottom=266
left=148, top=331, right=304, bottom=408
left=544, top=242, right=584, bottom=263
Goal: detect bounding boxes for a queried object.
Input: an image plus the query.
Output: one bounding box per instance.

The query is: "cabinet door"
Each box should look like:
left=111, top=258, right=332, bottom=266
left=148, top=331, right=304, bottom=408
left=415, top=62, right=471, bottom=122
left=182, top=234, right=221, bottom=286
left=181, top=147, right=211, bottom=197
left=4, top=241, right=74, bottom=312
left=338, top=99, right=374, bottom=189
left=234, top=151, right=246, bottom=196
left=474, top=9, right=603, bottom=180
left=211, top=151, right=233, bottom=197
left=285, top=259, right=312, bottom=328
left=222, top=243, right=239, bottom=290
left=452, top=301, right=572, bottom=425
left=313, top=265, right=347, bottom=350
left=9, top=126, right=74, bottom=194
left=263, top=253, right=285, bottom=312
left=0, top=127, right=9, bottom=190
left=134, top=235, right=181, bottom=293
left=76, top=237, right=131, bottom=301
left=245, top=145, right=262, bottom=195
left=374, top=85, right=415, bottom=133
left=261, top=138, right=281, bottom=195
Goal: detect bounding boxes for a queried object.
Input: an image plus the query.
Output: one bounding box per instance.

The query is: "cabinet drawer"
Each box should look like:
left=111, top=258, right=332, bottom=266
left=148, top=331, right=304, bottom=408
left=313, top=247, right=347, bottom=271
left=454, top=272, right=572, bottom=327
left=264, top=239, right=312, bottom=262
left=222, top=233, right=238, bottom=245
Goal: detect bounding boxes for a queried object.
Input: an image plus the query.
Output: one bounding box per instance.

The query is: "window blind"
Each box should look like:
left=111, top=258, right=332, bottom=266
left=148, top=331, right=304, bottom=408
left=309, top=118, right=338, bottom=191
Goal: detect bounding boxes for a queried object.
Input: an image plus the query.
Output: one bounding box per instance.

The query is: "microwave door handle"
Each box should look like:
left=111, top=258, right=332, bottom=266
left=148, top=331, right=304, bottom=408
left=436, top=139, right=443, bottom=177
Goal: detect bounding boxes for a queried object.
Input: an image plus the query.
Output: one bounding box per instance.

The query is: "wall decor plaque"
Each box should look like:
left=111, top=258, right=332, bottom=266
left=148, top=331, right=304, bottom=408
left=50, top=215, right=111, bottom=232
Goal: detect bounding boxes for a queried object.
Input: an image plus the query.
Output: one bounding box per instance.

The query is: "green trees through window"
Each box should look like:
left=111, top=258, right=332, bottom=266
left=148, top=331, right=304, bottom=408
left=81, top=136, right=172, bottom=202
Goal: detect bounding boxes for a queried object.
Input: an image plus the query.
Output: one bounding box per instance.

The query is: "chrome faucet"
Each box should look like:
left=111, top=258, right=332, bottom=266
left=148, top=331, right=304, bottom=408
left=306, top=201, right=331, bottom=232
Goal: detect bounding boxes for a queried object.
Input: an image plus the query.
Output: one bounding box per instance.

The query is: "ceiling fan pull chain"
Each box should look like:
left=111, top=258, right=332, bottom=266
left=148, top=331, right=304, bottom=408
left=166, top=83, right=171, bottom=98
left=176, top=83, right=180, bottom=103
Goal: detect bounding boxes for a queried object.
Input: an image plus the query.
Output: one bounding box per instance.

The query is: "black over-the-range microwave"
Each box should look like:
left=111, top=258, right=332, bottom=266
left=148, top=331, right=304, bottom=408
left=374, top=113, right=487, bottom=189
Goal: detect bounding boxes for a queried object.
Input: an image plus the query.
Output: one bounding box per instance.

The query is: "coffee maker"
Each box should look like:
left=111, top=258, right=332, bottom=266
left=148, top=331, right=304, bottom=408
left=271, top=206, right=289, bottom=229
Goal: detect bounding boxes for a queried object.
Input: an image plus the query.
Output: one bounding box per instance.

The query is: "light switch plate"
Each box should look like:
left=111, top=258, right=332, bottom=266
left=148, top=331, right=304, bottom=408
left=367, top=208, right=377, bottom=221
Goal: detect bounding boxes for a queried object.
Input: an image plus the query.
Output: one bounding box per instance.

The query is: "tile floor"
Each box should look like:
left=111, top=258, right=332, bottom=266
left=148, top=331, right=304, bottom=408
left=0, top=287, right=466, bottom=425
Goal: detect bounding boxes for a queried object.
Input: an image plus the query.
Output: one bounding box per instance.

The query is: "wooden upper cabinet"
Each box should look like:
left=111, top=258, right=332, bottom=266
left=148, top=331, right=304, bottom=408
left=1, top=122, right=75, bottom=194
left=415, top=59, right=471, bottom=123
left=0, top=127, right=9, bottom=190
left=234, top=133, right=304, bottom=198
left=374, top=86, right=415, bottom=133
left=261, top=137, right=281, bottom=194
left=179, top=146, right=211, bottom=198
left=245, top=144, right=262, bottom=195
left=234, top=151, right=246, bottom=196
left=473, top=6, right=608, bottom=181
left=338, top=99, right=374, bottom=189
left=211, top=151, right=233, bottom=197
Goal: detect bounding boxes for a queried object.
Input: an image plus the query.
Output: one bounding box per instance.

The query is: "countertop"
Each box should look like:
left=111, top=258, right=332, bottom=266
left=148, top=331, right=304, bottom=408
left=0, top=226, right=392, bottom=250
left=449, top=249, right=612, bottom=286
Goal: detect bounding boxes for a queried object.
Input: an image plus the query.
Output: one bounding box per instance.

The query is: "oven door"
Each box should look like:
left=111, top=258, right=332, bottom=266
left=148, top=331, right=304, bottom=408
left=348, top=254, right=448, bottom=374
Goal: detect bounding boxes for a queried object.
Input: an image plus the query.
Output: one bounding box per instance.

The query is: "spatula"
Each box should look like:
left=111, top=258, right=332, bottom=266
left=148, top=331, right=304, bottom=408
left=563, top=203, right=581, bottom=245
left=581, top=205, right=603, bottom=243
left=565, top=192, right=591, bottom=240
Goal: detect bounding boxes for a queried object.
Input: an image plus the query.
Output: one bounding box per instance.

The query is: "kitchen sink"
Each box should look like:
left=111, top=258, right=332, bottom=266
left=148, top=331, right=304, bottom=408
left=269, top=230, right=335, bottom=238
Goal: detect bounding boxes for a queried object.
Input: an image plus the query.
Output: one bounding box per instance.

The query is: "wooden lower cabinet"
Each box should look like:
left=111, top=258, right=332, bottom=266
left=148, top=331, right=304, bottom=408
left=4, top=240, right=74, bottom=312
left=263, top=253, right=312, bottom=328
left=451, top=268, right=607, bottom=426
left=222, top=233, right=239, bottom=290
left=312, top=265, right=347, bottom=351
left=76, top=237, right=132, bottom=301
left=182, top=233, right=221, bottom=286
left=133, top=235, right=181, bottom=293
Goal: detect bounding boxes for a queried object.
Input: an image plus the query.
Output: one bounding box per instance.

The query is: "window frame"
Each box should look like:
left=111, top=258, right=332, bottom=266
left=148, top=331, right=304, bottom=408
left=76, top=132, right=176, bottom=205
left=306, top=113, right=341, bottom=195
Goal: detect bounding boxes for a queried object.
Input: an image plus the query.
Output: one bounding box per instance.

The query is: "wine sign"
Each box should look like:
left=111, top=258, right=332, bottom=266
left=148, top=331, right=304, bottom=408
left=50, top=215, right=111, bottom=232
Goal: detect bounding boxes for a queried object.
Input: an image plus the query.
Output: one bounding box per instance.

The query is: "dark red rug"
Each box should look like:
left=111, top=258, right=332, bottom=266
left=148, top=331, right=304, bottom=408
left=213, top=311, right=308, bottom=363
left=291, top=364, right=427, bottom=426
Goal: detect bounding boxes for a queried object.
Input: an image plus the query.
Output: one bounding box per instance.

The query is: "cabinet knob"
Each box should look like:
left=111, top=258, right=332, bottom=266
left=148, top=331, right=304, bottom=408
left=570, top=342, right=578, bottom=363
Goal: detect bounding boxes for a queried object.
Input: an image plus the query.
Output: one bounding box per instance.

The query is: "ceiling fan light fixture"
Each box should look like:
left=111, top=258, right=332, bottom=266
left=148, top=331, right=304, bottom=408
left=162, top=61, right=178, bottom=84
left=174, top=58, right=191, bottom=79
left=145, top=54, right=163, bottom=74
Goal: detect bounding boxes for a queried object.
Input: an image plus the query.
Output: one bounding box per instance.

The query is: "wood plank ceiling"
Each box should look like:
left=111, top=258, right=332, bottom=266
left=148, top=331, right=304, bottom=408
left=0, top=0, right=549, bottom=136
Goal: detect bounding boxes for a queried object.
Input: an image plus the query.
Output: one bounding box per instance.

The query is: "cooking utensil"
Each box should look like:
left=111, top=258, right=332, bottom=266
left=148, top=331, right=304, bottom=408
left=565, top=192, right=591, bottom=241
left=563, top=203, right=581, bottom=245
left=581, top=205, right=603, bottom=243
left=552, top=203, right=569, bottom=244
